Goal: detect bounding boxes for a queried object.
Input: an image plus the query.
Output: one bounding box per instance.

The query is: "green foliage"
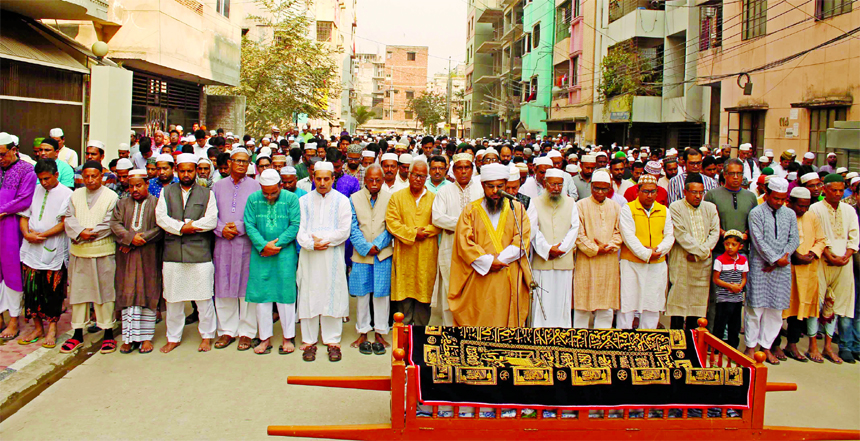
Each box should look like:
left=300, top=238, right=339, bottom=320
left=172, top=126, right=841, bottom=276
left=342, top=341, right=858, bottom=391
left=597, top=43, right=663, bottom=120
left=207, top=0, right=340, bottom=135
left=351, top=105, right=375, bottom=128
left=407, top=91, right=447, bottom=132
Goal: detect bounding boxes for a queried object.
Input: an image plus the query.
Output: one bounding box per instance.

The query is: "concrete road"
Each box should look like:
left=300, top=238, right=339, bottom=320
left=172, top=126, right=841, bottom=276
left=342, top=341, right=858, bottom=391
left=1, top=302, right=858, bottom=440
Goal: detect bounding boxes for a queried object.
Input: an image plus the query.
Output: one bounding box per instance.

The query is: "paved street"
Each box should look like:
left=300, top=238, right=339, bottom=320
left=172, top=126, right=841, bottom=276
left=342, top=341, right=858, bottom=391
left=0, top=301, right=858, bottom=440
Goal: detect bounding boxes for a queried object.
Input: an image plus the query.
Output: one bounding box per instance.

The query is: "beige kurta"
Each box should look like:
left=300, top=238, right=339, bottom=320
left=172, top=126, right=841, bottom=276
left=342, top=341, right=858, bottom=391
left=431, top=181, right=484, bottom=308
left=574, top=196, right=623, bottom=312
left=64, top=187, right=118, bottom=305
left=386, top=188, right=441, bottom=304
left=810, top=200, right=860, bottom=317
left=448, top=200, right=532, bottom=327
left=785, top=211, right=826, bottom=319
left=665, top=200, right=720, bottom=318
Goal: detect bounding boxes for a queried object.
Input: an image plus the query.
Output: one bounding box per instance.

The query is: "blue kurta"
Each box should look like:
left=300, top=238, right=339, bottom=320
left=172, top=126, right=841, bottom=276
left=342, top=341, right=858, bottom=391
left=747, top=202, right=800, bottom=310
left=243, top=190, right=301, bottom=304
left=347, top=199, right=393, bottom=298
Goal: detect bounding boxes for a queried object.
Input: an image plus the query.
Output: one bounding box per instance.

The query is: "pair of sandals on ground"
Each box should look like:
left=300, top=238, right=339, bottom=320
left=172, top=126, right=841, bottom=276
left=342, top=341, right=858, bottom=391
left=214, top=334, right=295, bottom=355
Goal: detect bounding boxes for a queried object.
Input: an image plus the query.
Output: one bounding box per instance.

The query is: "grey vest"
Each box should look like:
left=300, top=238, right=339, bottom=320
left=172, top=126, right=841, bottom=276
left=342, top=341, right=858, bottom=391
left=163, top=183, right=213, bottom=263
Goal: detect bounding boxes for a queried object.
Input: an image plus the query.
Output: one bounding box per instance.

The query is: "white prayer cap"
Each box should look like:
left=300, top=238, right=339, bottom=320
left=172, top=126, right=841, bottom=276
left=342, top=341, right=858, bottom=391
left=786, top=172, right=797, bottom=181
left=258, top=147, right=272, bottom=158
left=176, top=125, right=184, bottom=133
left=851, top=177, right=860, bottom=186
left=245, top=140, right=255, bottom=147
left=246, top=164, right=256, bottom=175
left=699, top=146, right=709, bottom=152
left=759, top=156, right=769, bottom=163
left=0, top=132, right=13, bottom=145
left=49, top=128, right=64, bottom=137
left=396, top=137, right=410, bottom=146
left=231, top=143, right=242, bottom=150
left=800, top=172, right=819, bottom=184
left=546, top=150, right=562, bottom=159
left=155, top=153, right=174, bottom=164
left=128, top=169, right=148, bottom=178
left=272, top=154, right=287, bottom=162
left=272, top=126, right=280, bottom=131
left=566, top=164, right=580, bottom=173
left=568, top=153, right=578, bottom=161
left=523, top=147, right=533, bottom=156
left=515, top=163, right=528, bottom=173
left=545, top=169, right=565, bottom=180
left=836, top=167, right=848, bottom=174
left=305, top=142, right=317, bottom=150
left=398, top=153, right=413, bottom=164
left=230, top=148, right=251, bottom=158
left=226, top=132, right=235, bottom=138
left=764, top=150, right=775, bottom=158
left=315, top=161, right=334, bottom=173
left=534, top=157, right=553, bottom=167
left=767, top=176, right=789, bottom=193
left=508, top=168, right=520, bottom=182
left=476, top=149, right=487, bottom=157
left=803, top=152, right=815, bottom=160
left=827, top=152, right=837, bottom=158
left=87, top=140, right=105, bottom=150
left=483, top=147, right=499, bottom=157
left=847, top=172, right=858, bottom=179
left=666, top=148, right=678, bottom=156
left=592, top=170, right=612, bottom=184
left=281, top=166, right=297, bottom=176
left=288, top=136, right=295, bottom=141
left=176, top=153, right=197, bottom=165
left=116, top=158, right=134, bottom=170
left=381, top=153, right=398, bottom=163
left=209, top=130, right=217, bottom=136
left=198, top=158, right=212, bottom=166
left=581, top=154, right=597, bottom=163
left=259, top=169, right=280, bottom=186
left=361, top=150, right=375, bottom=158
left=596, top=151, right=608, bottom=158
left=786, top=149, right=796, bottom=155
left=118, top=143, right=130, bottom=152
left=479, top=163, right=509, bottom=182
left=790, top=187, right=811, bottom=199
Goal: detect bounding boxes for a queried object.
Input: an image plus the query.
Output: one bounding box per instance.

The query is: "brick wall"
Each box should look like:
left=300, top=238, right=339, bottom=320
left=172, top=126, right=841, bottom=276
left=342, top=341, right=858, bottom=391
left=205, top=94, right=246, bottom=137
left=382, top=46, right=428, bottom=122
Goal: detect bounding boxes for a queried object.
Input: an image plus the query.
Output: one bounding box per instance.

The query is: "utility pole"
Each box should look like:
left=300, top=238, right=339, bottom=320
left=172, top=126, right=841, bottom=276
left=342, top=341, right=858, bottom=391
left=446, top=56, right=452, bottom=137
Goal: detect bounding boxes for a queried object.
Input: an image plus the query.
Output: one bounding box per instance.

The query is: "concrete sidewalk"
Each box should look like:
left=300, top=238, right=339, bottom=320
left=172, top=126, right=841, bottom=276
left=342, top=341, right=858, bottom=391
left=0, top=304, right=858, bottom=440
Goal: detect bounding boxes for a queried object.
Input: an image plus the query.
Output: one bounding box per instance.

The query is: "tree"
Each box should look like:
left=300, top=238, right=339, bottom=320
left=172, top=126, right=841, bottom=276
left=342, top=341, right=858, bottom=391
left=207, top=0, right=340, bottom=135
left=407, top=91, right=446, bottom=133
left=352, top=105, right=375, bottom=129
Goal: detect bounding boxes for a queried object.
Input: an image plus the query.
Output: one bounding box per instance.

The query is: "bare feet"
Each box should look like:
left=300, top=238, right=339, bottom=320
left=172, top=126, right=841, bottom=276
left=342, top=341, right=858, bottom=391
left=763, top=349, right=780, bottom=364
left=120, top=343, right=134, bottom=353
left=771, top=346, right=787, bottom=361
left=807, top=338, right=823, bottom=362
left=19, top=327, right=44, bottom=343
left=784, top=343, right=806, bottom=361
left=237, top=336, right=253, bottom=351
left=44, top=323, right=58, bottom=348
left=743, top=347, right=756, bottom=359
left=198, top=338, right=212, bottom=352
left=214, top=334, right=234, bottom=349
left=0, top=318, right=19, bottom=339
left=255, top=337, right=272, bottom=354
left=160, top=341, right=181, bottom=353
left=351, top=333, right=368, bottom=348
left=375, top=333, right=390, bottom=347
left=140, top=340, right=154, bottom=353
left=822, top=346, right=843, bottom=364
left=281, top=338, right=295, bottom=353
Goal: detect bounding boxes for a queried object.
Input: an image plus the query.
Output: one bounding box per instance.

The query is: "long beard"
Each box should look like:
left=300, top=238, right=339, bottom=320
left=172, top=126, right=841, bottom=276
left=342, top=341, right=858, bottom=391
left=548, top=194, right=561, bottom=204
left=485, top=196, right=504, bottom=214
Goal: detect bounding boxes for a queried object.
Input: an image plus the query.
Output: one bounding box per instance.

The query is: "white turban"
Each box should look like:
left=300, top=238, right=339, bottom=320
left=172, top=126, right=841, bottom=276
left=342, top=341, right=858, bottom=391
left=50, top=128, right=64, bottom=137
left=592, top=170, right=611, bottom=184
left=361, top=150, right=375, bottom=158
left=259, top=169, right=281, bottom=186
left=790, top=187, right=811, bottom=199
left=399, top=154, right=413, bottom=164
left=128, top=169, right=148, bottom=178
left=116, top=158, right=133, bottom=170
left=230, top=148, right=250, bottom=158
left=281, top=166, right=297, bottom=176
left=534, top=157, right=553, bottom=167
left=768, top=177, right=789, bottom=193
left=155, top=153, right=174, bottom=164
left=479, top=163, right=509, bottom=182
left=315, top=161, right=334, bottom=173
left=546, top=150, right=562, bottom=159
left=381, top=153, right=398, bottom=163
left=176, top=153, right=198, bottom=165
left=545, top=169, right=565, bottom=179
left=800, top=172, right=819, bottom=184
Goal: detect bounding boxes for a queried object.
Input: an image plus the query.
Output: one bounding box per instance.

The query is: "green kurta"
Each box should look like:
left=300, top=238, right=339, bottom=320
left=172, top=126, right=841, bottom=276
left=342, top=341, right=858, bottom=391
left=243, top=190, right=301, bottom=304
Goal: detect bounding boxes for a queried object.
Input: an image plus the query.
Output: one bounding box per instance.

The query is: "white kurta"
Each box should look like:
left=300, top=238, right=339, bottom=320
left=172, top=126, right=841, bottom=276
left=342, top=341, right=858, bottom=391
left=155, top=186, right=219, bottom=303
left=296, top=190, right=352, bottom=320
left=810, top=200, right=860, bottom=317
left=618, top=204, right=675, bottom=313
left=20, top=184, right=73, bottom=270
left=431, top=181, right=484, bottom=312
left=531, top=200, right=580, bottom=328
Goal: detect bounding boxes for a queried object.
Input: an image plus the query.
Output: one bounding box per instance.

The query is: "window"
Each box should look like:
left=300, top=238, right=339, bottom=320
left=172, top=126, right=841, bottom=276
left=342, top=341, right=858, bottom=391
left=808, top=107, right=848, bottom=163
left=387, top=51, right=392, bottom=59
left=574, top=0, right=581, bottom=17
left=699, top=5, right=723, bottom=50
left=216, top=0, right=230, bottom=17
left=316, top=21, right=333, bottom=42
left=406, top=91, right=415, bottom=99
left=817, top=0, right=852, bottom=19
left=532, top=24, right=541, bottom=48
left=742, top=0, right=766, bottom=40
left=522, top=34, right=532, bottom=54
left=385, top=90, right=391, bottom=98
left=384, top=109, right=390, bottom=118
left=571, top=55, right=579, bottom=86
left=407, top=52, right=416, bottom=61
left=556, top=2, right=572, bottom=41
left=728, top=111, right=766, bottom=151
left=405, top=111, right=414, bottom=119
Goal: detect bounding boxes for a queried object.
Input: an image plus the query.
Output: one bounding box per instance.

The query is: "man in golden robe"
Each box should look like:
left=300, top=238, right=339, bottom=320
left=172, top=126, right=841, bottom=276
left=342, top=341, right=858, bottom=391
left=386, top=160, right=440, bottom=325
left=448, top=163, right=532, bottom=327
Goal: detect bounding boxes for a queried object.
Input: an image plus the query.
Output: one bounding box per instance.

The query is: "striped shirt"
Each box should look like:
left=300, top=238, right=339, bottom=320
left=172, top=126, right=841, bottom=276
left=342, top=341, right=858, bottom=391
left=667, top=172, right=718, bottom=205
left=714, top=253, right=748, bottom=303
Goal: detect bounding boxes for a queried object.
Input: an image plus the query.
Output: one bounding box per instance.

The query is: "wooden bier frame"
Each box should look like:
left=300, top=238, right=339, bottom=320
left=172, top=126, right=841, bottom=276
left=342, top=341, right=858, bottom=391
left=268, top=315, right=860, bottom=440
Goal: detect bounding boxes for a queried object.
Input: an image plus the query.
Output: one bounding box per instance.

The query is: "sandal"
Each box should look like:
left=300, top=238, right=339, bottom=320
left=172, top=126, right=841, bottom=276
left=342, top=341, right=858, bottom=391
left=823, top=352, right=843, bottom=364
left=785, top=350, right=808, bottom=363
left=328, top=345, right=342, bottom=362
left=372, top=342, right=386, bottom=355
left=237, top=338, right=256, bottom=352
left=358, top=341, right=372, bottom=355
left=278, top=345, right=294, bottom=355
left=18, top=336, right=40, bottom=345
left=302, top=345, right=317, bottom=362
left=0, top=330, right=20, bottom=341
left=255, top=345, right=273, bottom=355
left=120, top=342, right=140, bottom=354
left=805, top=352, right=824, bottom=364
left=214, top=336, right=235, bottom=350
left=139, top=344, right=153, bottom=354
left=100, top=339, right=118, bottom=354
left=60, top=338, right=83, bottom=353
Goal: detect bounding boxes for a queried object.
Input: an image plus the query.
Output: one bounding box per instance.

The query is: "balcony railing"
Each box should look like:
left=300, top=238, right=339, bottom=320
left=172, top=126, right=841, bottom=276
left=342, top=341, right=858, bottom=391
left=608, top=0, right=663, bottom=24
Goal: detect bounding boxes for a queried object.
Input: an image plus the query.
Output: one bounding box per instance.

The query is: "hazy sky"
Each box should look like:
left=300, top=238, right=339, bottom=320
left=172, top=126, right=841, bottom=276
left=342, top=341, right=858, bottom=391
left=355, top=0, right=467, bottom=77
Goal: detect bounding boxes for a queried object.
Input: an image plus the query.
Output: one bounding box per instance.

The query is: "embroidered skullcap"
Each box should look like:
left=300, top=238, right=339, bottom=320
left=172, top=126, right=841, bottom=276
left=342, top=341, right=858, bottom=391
left=361, top=150, right=375, bottom=158
left=565, top=164, right=580, bottom=173
left=81, top=160, right=102, bottom=171
left=315, top=161, right=334, bottom=173
left=768, top=176, right=789, bottom=193
left=305, top=142, right=317, bottom=151
left=176, top=153, right=197, bottom=165
left=779, top=151, right=792, bottom=160
left=545, top=169, right=565, bottom=180
left=824, top=173, right=844, bottom=184
left=118, top=143, right=130, bottom=152
left=115, top=158, right=133, bottom=170
left=546, top=150, right=562, bottom=159
left=836, top=167, right=848, bottom=174
left=452, top=153, right=473, bottom=164
left=591, top=170, right=611, bottom=184
left=230, top=148, right=250, bottom=158
left=50, top=128, right=64, bottom=137
left=724, top=229, right=744, bottom=241
left=479, top=163, right=509, bottom=182
left=399, top=153, right=413, bottom=164
left=803, top=152, right=815, bottom=160
left=790, top=187, right=811, bottom=199
left=581, top=154, right=597, bottom=163
left=272, top=155, right=287, bottom=162
left=281, top=166, right=296, bottom=176
left=347, top=144, right=363, bottom=154
left=155, top=153, right=174, bottom=164
left=128, top=169, right=148, bottom=178
left=638, top=175, right=658, bottom=186
left=258, top=169, right=280, bottom=186
left=534, top=157, right=553, bottom=167
left=380, top=153, right=398, bottom=163
left=508, top=168, right=520, bottom=182
left=645, top=161, right=662, bottom=175
left=800, top=172, right=819, bottom=184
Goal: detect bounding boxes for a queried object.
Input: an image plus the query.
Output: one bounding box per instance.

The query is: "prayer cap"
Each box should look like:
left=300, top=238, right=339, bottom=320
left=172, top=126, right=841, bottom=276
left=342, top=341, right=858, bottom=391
left=399, top=153, right=413, bottom=164
left=851, top=177, right=860, bottom=186
left=836, top=167, right=848, bottom=174
left=768, top=176, right=789, bottom=193
left=116, top=158, right=133, bottom=170
left=50, top=128, right=64, bottom=137
left=479, top=163, right=509, bottom=182
left=523, top=147, right=533, bottom=156
left=259, top=169, right=280, bottom=186
left=724, top=229, right=744, bottom=241
left=685, top=173, right=704, bottom=186
left=846, top=172, right=858, bottom=180
left=787, top=149, right=796, bottom=155
left=315, top=161, right=334, bottom=173
left=118, top=143, right=130, bottom=152
left=786, top=172, right=797, bottom=181
left=790, top=187, right=811, bottom=199
left=396, top=137, right=410, bottom=146
left=534, top=157, right=553, bottom=167
left=272, top=155, right=287, bottom=162
left=591, top=170, right=611, bottom=184
left=210, top=130, right=217, bottom=136
left=0, top=132, right=12, bottom=145
left=666, top=148, right=678, bottom=156
left=476, top=149, right=486, bottom=157
left=800, top=172, right=819, bottom=184
left=281, top=166, right=297, bottom=176
left=176, top=125, right=184, bottom=133
left=803, top=152, right=815, bottom=160
left=483, top=147, right=499, bottom=157
left=614, top=151, right=626, bottom=159
left=827, top=152, right=837, bottom=158
left=765, top=150, right=775, bottom=158
left=780, top=151, right=793, bottom=160
left=146, top=157, right=157, bottom=165
left=565, top=164, right=580, bottom=173
left=230, top=148, right=250, bottom=158
left=699, top=146, right=709, bottom=152
left=546, top=150, right=562, bottom=158
left=596, top=152, right=608, bottom=158
left=759, top=156, right=768, bottom=162
left=176, top=153, right=197, bottom=165
left=87, top=140, right=105, bottom=150
left=381, top=153, right=398, bottom=163
left=452, top=153, right=472, bottom=164
left=581, top=154, right=597, bottom=163
left=761, top=167, right=774, bottom=176
left=198, top=158, right=212, bottom=166
left=347, top=144, right=363, bottom=154
left=258, top=147, right=272, bottom=158
left=545, top=169, right=565, bottom=179
left=272, top=126, right=280, bottom=131
left=128, top=169, right=148, bottom=178
left=246, top=164, right=256, bottom=175
left=645, top=161, right=662, bottom=175
left=226, top=132, right=235, bottom=138
left=155, top=153, right=174, bottom=164
left=638, top=175, right=658, bottom=186
left=515, top=163, right=528, bottom=173
left=824, top=173, right=844, bottom=184
left=361, top=150, right=375, bottom=158
left=245, top=139, right=256, bottom=147
left=508, top=168, right=520, bottom=182
left=305, top=142, right=317, bottom=150
left=568, top=153, right=578, bottom=160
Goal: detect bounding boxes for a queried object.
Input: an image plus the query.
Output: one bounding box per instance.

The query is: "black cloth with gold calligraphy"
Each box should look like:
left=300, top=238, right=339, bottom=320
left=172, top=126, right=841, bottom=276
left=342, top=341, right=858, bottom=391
left=409, top=326, right=751, bottom=408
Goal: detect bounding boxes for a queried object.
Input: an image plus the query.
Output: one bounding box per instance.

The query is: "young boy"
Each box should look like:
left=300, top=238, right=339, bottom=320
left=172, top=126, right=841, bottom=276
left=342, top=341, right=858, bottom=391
left=712, top=230, right=749, bottom=348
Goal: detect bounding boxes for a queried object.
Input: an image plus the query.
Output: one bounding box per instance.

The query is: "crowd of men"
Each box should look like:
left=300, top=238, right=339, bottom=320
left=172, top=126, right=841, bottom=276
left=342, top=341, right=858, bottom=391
left=0, top=125, right=858, bottom=366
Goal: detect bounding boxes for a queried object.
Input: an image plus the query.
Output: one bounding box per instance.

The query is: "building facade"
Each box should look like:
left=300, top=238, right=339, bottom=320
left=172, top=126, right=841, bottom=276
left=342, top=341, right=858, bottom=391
left=362, top=45, right=428, bottom=133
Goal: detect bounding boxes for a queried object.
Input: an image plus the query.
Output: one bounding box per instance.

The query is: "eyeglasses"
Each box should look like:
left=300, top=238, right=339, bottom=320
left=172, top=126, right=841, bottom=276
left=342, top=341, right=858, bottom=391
left=640, top=189, right=658, bottom=195
left=725, top=172, right=743, bottom=177
left=410, top=173, right=427, bottom=180
left=592, top=187, right=610, bottom=193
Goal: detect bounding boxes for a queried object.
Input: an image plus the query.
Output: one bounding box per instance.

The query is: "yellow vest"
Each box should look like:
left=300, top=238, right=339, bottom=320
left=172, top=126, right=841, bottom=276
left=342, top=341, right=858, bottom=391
left=620, top=199, right=667, bottom=264
left=69, top=188, right=117, bottom=258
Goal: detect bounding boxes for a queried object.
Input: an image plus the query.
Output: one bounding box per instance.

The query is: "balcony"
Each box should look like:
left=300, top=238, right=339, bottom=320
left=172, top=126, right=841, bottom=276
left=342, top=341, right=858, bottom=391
left=502, top=23, right=523, bottom=41
left=608, top=0, right=663, bottom=24
left=2, top=0, right=119, bottom=25
left=475, top=73, right=502, bottom=85
left=476, top=7, right=504, bottom=23
left=476, top=40, right=503, bottom=53
left=500, top=0, right=520, bottom=8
